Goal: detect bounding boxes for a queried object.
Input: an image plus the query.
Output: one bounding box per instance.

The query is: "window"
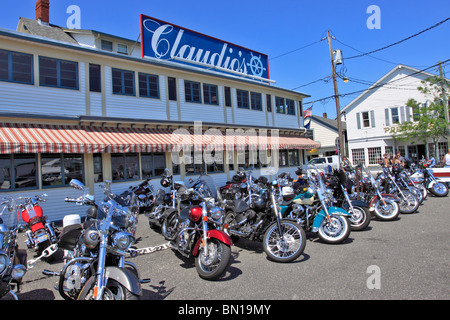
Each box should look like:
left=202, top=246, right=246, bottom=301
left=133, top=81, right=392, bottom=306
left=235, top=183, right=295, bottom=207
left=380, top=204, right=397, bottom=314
left=385, top=146, right=394, bottom=158
left=184, top=80, right=201, bottom=103
left=168, top=77, right=177, bottom=101
left=367, top=147, right=382, bottom=165
left=141, top=153, right=165, bottom=178
left=266, top=94, right=272, bottom=112
left=413, top=104, right=421, bottom=121
left=236, top=89, right=249, bottom=109
left=0, top=154, right=37, bottom=191
left=39, top=56, right=78, bottom=89
left=205, top=150, right=224, bottom=173
left=362, top=112, right=370, bottom=127
left=288, top=149, right=300, bottom=166
left=250, top=92, right=262, bottom=111
left=224, top=87, right=232, bottom=107
left=41, top=153, right=83, bottom=187
left=286, top=99, right=295, bottom=115
left=89, top=64, right=101, bottom=92
left=351, top=148, right=365, bottom=165
left=275, top=96, right=285, bottom=114
left=0, top=49, right=33, bottom=84
left=185, top=151, right=206, bottom=175
left=93, top=153, right=103, bottom=182
left=117, top=43, right=128, bottom=55
left=139, top=73, right=159, bottom=98
left=279, top=149, right=288, bottom=166
left=391, top=107, right=399, bottom=124
left=203, top=83, right=218, bottom=105
left=101, top=39, right=113, bottom=51
left=112, top=68, right=135, bottom=95
left=277, top=149, right=300, bottom=167
left=111, top=153, right=139, bottom=181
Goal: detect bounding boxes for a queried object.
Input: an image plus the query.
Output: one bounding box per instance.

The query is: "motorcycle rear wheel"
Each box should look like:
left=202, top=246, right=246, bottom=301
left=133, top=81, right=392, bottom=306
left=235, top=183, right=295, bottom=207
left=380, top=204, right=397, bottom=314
left=263, top=220, right=306, bottom=263
left=195, top=238, right=231, bottom=281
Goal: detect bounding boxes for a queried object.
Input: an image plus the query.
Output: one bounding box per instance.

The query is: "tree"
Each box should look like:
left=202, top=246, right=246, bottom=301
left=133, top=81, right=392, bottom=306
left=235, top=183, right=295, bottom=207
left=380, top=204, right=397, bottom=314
left=393, top=76, right=450, bottom=162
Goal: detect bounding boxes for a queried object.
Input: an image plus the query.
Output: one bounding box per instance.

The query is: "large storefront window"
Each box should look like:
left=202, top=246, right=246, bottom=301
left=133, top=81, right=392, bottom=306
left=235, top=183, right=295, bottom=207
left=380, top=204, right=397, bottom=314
left=0, top=154, right=37, bottom=190
left=351, top=148, right=365, bottom=165
left=111, top=153, right=139, bottom=181
left=278, top=149, right=300, bottom=167
left=41, top=153, right=83, bottom=187
left=141, top=153, right=165, bottom=178
left=368, top=147, right=382, bottom=165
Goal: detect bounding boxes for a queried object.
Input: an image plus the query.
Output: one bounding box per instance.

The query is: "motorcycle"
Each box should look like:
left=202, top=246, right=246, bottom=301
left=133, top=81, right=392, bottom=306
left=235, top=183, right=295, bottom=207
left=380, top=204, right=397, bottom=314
left=350, top=164, right=400, bottom=221
left=224, top=171, right=307, bottom=262
left=410, top=161, right=449, bottom=197
left=327, top=169, right=371, bottom=231
left=42, top=179, right=147, bottom=300
left=219, top=169, right=248, bottom=200
left=0, top=197, right=28, bottom=300
left=163, top=174, right=232, bottom=280
left=282, top=166, right=351, bottom=244
left=378, top=165, right=419, bottom=214
left=20, top=195, right=59, bottom=262
left=392, top=167, right=424, bottom=204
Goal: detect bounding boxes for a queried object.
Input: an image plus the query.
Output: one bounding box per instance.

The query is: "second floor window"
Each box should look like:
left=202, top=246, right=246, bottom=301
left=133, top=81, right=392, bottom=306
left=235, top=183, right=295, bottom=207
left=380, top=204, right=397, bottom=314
left=139, top=73, right=159, bottom=98
left=0, top=49, right=33, bottom=84
left=237, top=89, right=249, bottom=109
left=112, top=68, right=135, bottom=95
left=250, top=92, right=262, bottom=111
left=203, top=83, right=218, bottom=105
left=39, top=56, right=78, bottom=89
left=185, top=80, right=201, bottom=103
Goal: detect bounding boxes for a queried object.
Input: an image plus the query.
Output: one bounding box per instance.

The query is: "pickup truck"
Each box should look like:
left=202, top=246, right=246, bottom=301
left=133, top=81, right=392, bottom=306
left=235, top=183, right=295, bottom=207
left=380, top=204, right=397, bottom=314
left=307, top=155, right=340, bottom=171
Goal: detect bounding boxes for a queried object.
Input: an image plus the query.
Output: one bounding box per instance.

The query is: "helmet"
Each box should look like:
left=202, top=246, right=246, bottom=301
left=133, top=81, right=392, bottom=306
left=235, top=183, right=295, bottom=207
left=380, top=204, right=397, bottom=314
left=232, top=171, right=246, bottom=183
left=160, top=176, right=171, bottom=188
left=252, top=196, right=266, bottom=211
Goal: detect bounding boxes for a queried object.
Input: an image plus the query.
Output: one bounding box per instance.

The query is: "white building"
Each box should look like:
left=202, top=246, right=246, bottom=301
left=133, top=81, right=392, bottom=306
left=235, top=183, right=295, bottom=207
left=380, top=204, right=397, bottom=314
left=307, top=114, right=346, bottom=160
left=0, top=1, right=319, bottom=222
left=341, top=64, right=449, bottom=167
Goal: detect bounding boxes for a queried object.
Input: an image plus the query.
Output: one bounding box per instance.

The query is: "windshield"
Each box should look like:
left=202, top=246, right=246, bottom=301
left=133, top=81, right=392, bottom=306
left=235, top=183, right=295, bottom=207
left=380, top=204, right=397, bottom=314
left=184, top=173, right=218, bottom=200
left=0, top=197, right=19, bottom=229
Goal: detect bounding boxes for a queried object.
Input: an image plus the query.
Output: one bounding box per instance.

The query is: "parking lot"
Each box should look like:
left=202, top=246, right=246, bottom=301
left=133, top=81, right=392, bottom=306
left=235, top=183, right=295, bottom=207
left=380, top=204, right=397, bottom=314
left=4, top=193, right=450, bottom=303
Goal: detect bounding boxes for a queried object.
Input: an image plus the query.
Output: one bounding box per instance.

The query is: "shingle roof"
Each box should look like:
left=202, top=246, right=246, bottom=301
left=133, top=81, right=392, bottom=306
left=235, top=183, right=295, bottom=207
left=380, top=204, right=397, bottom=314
left=18, top=17, right=78, bottom=44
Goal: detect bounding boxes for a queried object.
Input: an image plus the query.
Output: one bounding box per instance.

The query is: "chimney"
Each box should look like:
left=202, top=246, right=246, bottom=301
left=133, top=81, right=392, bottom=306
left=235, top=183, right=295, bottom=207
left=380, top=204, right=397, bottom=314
left=36, top=0, right=50, bottom=24
left=323, top=113, right=327, bottom=118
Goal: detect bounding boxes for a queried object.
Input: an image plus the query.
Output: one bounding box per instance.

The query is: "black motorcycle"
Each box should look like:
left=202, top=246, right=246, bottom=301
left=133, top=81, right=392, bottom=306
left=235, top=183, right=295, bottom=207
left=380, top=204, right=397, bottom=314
left=42, top=179, right=148, bottom=300
left=0, top=197, right=28, bottom=300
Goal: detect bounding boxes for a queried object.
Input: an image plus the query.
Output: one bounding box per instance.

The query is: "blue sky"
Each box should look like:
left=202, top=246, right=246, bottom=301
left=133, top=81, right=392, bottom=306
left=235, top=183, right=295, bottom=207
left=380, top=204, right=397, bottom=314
left=1, top=0, right=449, bottom=119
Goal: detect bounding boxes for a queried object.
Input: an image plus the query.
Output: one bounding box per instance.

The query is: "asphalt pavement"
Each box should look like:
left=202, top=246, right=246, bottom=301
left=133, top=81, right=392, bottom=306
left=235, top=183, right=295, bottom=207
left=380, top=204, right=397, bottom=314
left=3, top=192, right=450, bottom=302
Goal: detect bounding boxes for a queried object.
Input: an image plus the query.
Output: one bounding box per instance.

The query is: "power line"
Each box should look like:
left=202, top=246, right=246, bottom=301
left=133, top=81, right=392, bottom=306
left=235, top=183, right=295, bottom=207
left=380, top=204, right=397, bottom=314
left=346, top=17, right=450, bottom=60
left=269, top=38, right=324, bottom=61
left=303, top=59, right=450, bottom=105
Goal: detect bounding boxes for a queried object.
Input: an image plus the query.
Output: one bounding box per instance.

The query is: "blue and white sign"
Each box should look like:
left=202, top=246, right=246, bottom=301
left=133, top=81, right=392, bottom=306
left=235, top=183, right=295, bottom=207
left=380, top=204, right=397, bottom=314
left=140, top=15, right=270, bottom=81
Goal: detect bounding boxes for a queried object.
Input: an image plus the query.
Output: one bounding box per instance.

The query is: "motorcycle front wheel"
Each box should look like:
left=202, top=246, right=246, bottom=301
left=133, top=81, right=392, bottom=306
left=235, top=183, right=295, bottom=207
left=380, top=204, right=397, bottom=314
left=398, top=189, right=419, bottom=214
left=373, top=198, right=400, bottom=221
left=429, top=182, right=449, bottom=197
left=263, top=220, right=306, bottom=263
left=78, top=277, right=139, bottom=300
left=318, top=215, right=351, bottom=244
left=195, top=238, right=231, bottom=281
left=348, top=206, right=371, bottom=231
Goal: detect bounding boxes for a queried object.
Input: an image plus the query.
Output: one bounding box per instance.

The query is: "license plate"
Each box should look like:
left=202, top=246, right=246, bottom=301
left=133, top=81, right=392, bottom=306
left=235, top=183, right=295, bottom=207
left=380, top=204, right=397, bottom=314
left=35, top=233, right=49, bottom=244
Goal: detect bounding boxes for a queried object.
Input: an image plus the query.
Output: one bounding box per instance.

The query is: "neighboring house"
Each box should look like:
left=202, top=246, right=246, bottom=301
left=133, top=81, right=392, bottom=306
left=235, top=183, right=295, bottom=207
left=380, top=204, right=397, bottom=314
left=307, top=114, right=346, bottom=160
left=0, top=1, right=319, bottom=222
left=341, top=64, right=448, bottom=167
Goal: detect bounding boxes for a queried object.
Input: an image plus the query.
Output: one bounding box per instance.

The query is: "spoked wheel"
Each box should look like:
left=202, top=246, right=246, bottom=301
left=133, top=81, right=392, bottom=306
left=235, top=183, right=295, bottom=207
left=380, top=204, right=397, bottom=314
left=429, top=182, right=449, bottom=197
left=348, top=206, right=371, bottom=231
left=161, top=211, right=178, bottom=240
left=397, top=189, right=419, bottom=214
left=263, top=220, right=306, bottom=263
left=78, top=277, right=139, bottom=300
left=317, top=215, right=351, bottom=244
left=195, top=238, right=231, bottom=281
left=373, top=198, right=400, bottom=221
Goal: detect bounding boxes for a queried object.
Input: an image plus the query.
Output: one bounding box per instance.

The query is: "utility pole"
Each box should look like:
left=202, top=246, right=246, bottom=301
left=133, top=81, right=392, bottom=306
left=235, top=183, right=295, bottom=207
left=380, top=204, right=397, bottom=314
left=327, top=30, right=346, bottom=158
left=438, top=61, right=449, bottom=147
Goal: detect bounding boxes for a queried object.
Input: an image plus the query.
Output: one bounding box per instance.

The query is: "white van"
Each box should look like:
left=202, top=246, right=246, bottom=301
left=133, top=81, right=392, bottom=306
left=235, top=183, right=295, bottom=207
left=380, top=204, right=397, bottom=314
left=307, top=155, right=340, bottom=171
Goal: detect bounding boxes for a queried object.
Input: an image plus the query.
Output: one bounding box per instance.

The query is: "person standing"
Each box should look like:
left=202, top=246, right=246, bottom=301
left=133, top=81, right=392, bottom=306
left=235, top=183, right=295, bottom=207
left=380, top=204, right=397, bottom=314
left=444, top=148, right=450, bottom=168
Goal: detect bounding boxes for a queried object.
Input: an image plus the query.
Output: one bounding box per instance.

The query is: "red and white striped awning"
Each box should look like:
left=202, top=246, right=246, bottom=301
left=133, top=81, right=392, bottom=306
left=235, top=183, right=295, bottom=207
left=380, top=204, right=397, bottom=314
left=0, top=123, right=320, bottom=154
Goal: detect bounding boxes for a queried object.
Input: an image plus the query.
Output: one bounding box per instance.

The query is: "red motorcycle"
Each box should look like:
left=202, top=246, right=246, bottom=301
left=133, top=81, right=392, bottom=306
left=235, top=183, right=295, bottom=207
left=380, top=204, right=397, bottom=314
left=20, top=195, right=59, bottom=262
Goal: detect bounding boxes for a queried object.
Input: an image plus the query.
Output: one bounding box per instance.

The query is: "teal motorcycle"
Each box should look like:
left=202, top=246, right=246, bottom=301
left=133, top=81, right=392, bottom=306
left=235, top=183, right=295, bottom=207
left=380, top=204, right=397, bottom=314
left=281, top=167, right=352, bottom=244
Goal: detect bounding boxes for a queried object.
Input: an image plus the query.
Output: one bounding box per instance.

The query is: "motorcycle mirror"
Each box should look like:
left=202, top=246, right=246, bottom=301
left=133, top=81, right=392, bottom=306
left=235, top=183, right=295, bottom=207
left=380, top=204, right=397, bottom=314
left=69, top=179, right=85, bottom=191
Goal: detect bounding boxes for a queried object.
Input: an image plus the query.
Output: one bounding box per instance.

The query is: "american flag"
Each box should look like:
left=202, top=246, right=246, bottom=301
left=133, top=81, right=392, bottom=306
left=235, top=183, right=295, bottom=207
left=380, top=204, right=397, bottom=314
left=303, top=106, right=312, bottom=118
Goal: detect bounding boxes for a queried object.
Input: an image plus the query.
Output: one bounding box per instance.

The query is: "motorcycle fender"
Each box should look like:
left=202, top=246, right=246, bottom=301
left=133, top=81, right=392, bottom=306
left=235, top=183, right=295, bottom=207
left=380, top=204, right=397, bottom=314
left=163, top=208, right=178, bottom=219
left=312, top=207, right=350, bottom=231
left=192, top=230, right=233, bottom=256
left=342, top=200, right=369, bottom=210
left=104, top=266, right=142, bottom=296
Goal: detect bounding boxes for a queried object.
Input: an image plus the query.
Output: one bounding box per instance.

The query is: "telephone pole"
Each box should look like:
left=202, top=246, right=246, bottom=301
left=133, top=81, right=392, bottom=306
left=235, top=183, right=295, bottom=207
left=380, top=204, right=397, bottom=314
left=327, top=30, right=346, bottom=157
left=438, top=61, right=449, bottom=146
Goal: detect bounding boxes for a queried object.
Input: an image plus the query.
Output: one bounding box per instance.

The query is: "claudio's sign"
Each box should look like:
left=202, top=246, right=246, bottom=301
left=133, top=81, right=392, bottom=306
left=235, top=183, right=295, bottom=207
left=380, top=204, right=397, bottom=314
left=140, top=14, right=270, bottom=81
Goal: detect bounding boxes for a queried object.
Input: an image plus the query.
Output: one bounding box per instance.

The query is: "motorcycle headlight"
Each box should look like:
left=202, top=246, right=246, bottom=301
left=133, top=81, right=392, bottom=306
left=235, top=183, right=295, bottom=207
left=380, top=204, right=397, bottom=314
left=210, top=207, right=225, bottom=221
left=111, top=231, right=134, bottom=252
left=0, top=253, right=8, bottom=275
